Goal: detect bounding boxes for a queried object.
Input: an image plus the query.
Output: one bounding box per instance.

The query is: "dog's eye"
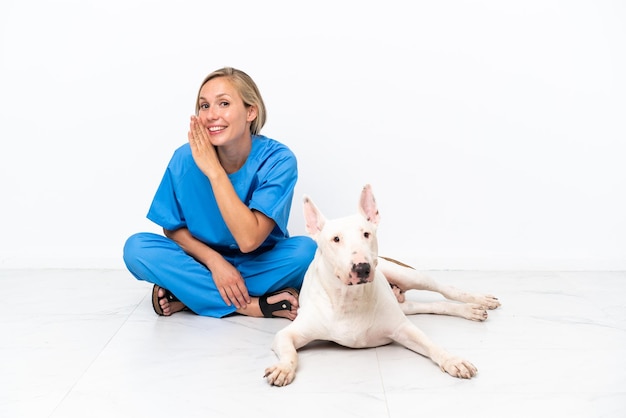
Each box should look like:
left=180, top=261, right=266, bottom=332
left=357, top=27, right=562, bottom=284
left=332, top=236, right=340, bottom=243
left=363, top=232, right=370, bottom=239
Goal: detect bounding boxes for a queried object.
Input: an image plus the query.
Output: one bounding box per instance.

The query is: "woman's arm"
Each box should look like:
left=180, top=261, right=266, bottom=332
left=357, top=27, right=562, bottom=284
left=164, top=227, right=251, bottom=308
left=188, top=116, right=275, bottom=253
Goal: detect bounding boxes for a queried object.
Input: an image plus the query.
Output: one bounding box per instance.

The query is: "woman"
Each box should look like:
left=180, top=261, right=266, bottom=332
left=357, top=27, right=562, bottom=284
left=123, top=67, right=316, bottom=320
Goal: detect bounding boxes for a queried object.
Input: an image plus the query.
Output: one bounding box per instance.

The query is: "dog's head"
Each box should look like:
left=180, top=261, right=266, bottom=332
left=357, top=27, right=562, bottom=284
left=303, top=184, right=380, bottom=286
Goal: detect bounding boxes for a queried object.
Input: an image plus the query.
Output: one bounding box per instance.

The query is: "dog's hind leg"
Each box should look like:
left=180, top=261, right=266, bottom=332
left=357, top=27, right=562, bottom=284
left=379, top=257, right=501, bottom=310
left=399, top=300, right=488, bottom=321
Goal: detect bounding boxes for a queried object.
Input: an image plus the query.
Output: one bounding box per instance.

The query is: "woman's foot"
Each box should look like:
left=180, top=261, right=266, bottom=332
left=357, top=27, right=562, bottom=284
left=236, top=288, right=299, bottom=320
left=152, top=285, right=188, bottom=316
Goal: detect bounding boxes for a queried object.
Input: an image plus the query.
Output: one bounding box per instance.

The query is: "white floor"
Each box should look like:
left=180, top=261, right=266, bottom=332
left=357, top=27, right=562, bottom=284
left=1, top=269, right=625, bottom=418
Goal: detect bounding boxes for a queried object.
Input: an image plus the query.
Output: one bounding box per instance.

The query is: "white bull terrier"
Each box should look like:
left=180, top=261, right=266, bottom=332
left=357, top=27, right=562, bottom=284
left=264, top=184, right=501, bottom=387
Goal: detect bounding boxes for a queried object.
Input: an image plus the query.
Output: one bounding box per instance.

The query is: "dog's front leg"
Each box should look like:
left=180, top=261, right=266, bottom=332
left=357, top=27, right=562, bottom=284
left=393, top=322, right=478, bottom=379
left=264, top=326, right=311, bottom=387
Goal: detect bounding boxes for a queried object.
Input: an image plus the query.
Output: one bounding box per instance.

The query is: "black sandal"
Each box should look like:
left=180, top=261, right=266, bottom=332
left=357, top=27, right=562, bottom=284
left=259, top=288, right=299, bottom=318
left=151, top=284, right=188, bottom=316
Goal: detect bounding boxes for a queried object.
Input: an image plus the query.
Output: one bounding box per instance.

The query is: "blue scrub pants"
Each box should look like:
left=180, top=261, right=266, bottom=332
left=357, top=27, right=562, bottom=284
left=123, top=232, right=317, bottom=318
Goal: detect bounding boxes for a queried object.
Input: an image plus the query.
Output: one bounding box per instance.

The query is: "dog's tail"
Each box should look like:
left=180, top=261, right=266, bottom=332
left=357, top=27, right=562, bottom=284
left=379, top=256, right=416, bottom=270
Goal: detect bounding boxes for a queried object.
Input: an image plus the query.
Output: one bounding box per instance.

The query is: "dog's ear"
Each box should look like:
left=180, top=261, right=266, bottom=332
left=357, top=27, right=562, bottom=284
left=303, top=195, right=326, bottom=238
left=359, top=184, right=380, bottom=225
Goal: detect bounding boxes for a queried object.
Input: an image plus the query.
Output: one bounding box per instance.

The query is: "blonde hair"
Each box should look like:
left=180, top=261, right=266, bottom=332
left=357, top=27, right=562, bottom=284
left=195, top=67, right=267, bottom=136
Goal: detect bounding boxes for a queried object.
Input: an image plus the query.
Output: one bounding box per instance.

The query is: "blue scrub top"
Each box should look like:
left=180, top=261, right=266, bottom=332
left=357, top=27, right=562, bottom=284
left=147, top=135, right=297, bottom=252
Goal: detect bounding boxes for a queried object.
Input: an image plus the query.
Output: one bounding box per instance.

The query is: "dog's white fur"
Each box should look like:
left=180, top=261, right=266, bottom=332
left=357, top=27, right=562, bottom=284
left=264, top=184, right=500, bottom=386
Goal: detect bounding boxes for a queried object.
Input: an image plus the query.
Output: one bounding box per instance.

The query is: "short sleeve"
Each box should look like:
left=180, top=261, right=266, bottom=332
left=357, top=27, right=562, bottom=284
left=146, top=165, right=186, bottom=231
left=248, top=149, right=297, bottom=236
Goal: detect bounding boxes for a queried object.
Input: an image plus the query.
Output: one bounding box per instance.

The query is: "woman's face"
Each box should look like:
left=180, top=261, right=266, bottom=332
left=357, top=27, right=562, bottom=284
left=197, top=77, right=257, bottom=147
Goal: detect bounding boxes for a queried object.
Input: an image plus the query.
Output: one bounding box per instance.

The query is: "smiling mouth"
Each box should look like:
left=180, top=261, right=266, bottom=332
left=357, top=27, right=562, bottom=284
left=208, top=126, right=225, bottom=133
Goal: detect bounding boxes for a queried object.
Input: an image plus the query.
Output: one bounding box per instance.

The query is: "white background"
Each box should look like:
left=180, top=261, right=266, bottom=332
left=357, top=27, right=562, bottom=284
left=1, top=0, right=624, bottom=270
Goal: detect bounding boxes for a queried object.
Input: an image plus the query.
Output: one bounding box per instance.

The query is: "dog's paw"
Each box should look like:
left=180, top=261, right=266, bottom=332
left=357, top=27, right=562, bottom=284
left=463, top=303, right=489, bottom=322
left=264, top=364, right=296, bottom=387
left=440, top=356, right=478, bottom=379
left=476, top=294, right=501, bottom=310
left=390, top=283, right=406, bottom=303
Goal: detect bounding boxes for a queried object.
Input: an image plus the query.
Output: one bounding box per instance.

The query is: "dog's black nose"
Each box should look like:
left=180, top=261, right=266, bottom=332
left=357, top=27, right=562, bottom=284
left=352, top=262, right=371, bottom=279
